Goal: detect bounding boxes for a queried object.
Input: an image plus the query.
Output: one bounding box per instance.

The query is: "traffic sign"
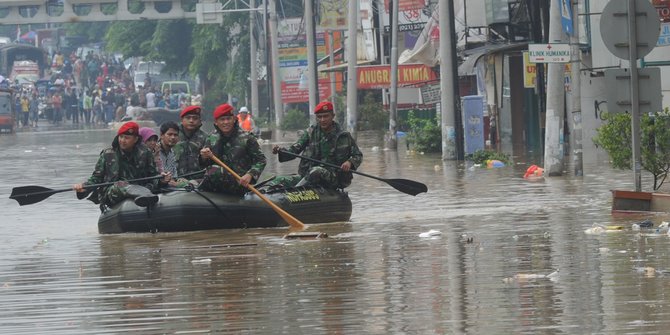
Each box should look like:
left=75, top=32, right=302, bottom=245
left=600, top=0, right=661, bottom=60
left=604, top=67, right=662, bottom=115
left=528, top=44, right=571, bottom=63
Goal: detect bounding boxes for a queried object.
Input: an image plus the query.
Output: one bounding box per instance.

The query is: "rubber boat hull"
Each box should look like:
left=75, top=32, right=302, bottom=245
left=98, top=187, right=352, bottom=234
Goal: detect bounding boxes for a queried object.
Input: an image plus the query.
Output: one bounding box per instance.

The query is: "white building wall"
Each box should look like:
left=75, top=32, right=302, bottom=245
left=581, top=0, right=670, bottom=169
left=588, top=0, right=670, bottom=107
left=645, top=46, right=670, bottom=108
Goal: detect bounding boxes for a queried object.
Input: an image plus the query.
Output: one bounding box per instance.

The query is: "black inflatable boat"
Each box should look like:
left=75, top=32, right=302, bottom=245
left=98, top=187, right=352, bottom=234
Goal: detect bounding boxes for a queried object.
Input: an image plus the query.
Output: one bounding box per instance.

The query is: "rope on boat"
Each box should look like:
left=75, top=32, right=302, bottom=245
left=158, top=186, right=229, bottom=219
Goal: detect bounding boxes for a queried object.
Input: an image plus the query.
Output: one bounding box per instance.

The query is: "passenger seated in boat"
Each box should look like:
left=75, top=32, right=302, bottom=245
left=198, top=103, right=267, bottom=196
left=271, top=101, right=363, bottom=189
left=73, top=121, right=172, bottom=209
left=157, top=121, right=181, bottom=186
left=173, top=105, right=208, bottom=179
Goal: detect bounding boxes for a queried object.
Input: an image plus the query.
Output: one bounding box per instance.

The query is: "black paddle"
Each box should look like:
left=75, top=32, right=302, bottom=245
left=278, top=150, right=428, bottom=196
left=9, top=169, right=206, bottom=206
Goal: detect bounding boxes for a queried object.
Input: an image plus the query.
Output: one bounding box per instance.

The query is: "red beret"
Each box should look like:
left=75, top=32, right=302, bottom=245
left=117, top=121, right=139, bottom=136
left=180, top=105, right=202, bottom=118
left=213, top=103, right=234, bottom=119
left=314, top=101, right=333, bottom=114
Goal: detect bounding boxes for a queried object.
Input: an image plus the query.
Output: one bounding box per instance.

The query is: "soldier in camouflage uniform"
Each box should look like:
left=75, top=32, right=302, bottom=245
left=173, top=105, right=208, bottom=179
left=198, top=103, right=267, bottom=196
left=73, top=121, right=172, bottom=209
left=271, top=101, right=362, bottom=189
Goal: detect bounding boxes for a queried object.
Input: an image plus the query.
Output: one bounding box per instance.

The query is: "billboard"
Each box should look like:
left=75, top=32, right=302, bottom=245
left=278, top=18, right=342, bottom=104
left=382, top=0, right=434, bottom=33
left=318, top=0, right=348, bottom=30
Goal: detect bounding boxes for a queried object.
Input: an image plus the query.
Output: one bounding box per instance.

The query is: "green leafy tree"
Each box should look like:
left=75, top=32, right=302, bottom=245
left=62, top=22, right=110, bottom=44
left=594, top=109, right=670, bottom=190
left=189, top=13, right=249, bottom=108
left=146, top=20, right=194, bottom=73
left=101, top=9, right=251, bottom=111
left=105, top=20, right=157, bottom=58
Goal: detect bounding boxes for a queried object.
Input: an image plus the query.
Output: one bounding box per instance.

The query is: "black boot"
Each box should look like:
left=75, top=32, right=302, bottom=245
left=126, top=185, right=159, bottom=207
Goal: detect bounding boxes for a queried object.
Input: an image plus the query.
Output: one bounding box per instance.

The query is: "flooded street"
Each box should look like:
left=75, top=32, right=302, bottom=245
left=3, top=126, right=670, bottom=334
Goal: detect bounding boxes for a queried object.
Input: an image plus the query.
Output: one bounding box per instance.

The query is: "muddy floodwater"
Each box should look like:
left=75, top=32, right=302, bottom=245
left=2, top=126, right=670, bottom=334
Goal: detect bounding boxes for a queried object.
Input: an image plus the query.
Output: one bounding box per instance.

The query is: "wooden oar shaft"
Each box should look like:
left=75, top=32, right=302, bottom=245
left=209, top=155, right=306, bottom=230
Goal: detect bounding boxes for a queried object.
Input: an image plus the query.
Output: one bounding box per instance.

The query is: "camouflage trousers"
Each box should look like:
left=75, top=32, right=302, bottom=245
left=100, top=182, right=153, bottom=207
left=262, top=167, right=340, bottom=190
left=198, top=166, right=248, bottom=196
left=299, top=166, right=341, bottom=188
left=260, top=174, right=303, bottom=190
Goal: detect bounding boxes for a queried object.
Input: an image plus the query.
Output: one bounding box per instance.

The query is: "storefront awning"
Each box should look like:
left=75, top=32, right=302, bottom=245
left=458, top=42, right=528, bottom=76
left=319, top=60, right=376, bottom=73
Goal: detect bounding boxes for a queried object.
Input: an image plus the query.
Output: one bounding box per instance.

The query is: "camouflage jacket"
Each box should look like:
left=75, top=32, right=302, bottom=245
left=280, top=122, right=363, bottom=183
left=201, top=125, right=267, bottom=181
left=84, top=142, right=160, bottom=204
left=173, top=125, right=208, bottom=176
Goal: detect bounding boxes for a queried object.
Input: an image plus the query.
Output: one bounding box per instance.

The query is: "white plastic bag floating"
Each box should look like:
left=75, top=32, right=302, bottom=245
left=191, top=258, right=212, bottom=264
left=419, top=229, right=442, bottom=238
left=503, top=269, right=559, bottom=283
left=584, top=223, right=624, bottom=235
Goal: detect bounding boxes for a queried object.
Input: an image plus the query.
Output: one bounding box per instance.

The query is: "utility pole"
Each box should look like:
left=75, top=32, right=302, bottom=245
left=346, top=0, right=359, bottom=137
left=377, top=0, right=387, bottom=107
left=328, top=30, right=337, bottom=111
left=250, top=0, right=259, bottom=118
left=439, top=0, right=457, bottom=160
left=305, top=0, right=318, bottom=115
left=570, top=0, right=582, bottom=176
left=268, top=0, right=284, bottom=128
left=385, top=0, right=399, bottom=150
left=628, top=0, right=642, bottom=191
left=543, top=0, right=565, bottom=176
left=264, top=0, right=272, bottom=122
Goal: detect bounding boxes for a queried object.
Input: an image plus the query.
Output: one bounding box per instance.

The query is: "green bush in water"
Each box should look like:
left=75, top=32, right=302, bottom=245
left=467, top=149, right=512, bottom=165
left=406, top=110, right=441, bottom=153
left=593, top=108, right=670, bottom=190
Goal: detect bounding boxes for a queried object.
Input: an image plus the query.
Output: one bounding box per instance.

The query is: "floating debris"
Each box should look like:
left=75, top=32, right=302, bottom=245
left=503, top=269, right=559, bottom=283
left=419, top=229, right=442, bottom=238
left=191, top=258, right=212, bottom=264
left=634, top=266, right=657, bottom=278
left=584, top=224, right=624, bottom=235
left=283, top=232, right=328, bottom=240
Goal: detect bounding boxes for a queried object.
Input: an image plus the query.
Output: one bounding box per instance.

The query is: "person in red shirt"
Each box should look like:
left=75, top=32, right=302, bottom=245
left=51, top=92, right=63, bottom=124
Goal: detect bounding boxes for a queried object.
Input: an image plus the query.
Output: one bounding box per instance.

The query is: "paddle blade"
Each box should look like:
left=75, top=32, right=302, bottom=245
left=9, top=185, right=59, bottom=206
left=385, top=179, right=428, bottom=196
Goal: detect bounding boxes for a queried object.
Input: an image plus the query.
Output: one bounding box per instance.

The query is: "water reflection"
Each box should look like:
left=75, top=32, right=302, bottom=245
left=3, top=128, right=670, bottom=333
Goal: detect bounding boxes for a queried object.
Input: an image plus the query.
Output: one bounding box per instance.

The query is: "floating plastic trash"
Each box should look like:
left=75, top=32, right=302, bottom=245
left=503, top=269, right=559, bottom=283
left=523, top=164, right=544, bottom=179
left=419, top=229, right=442, bottom=238
left=191, top=258, right=212, bottom=264
left=585, top=224, right=624, bottom=235
left=634, top=219, right=654, bottom=228
left=486, top=160, right=505, bottom=168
